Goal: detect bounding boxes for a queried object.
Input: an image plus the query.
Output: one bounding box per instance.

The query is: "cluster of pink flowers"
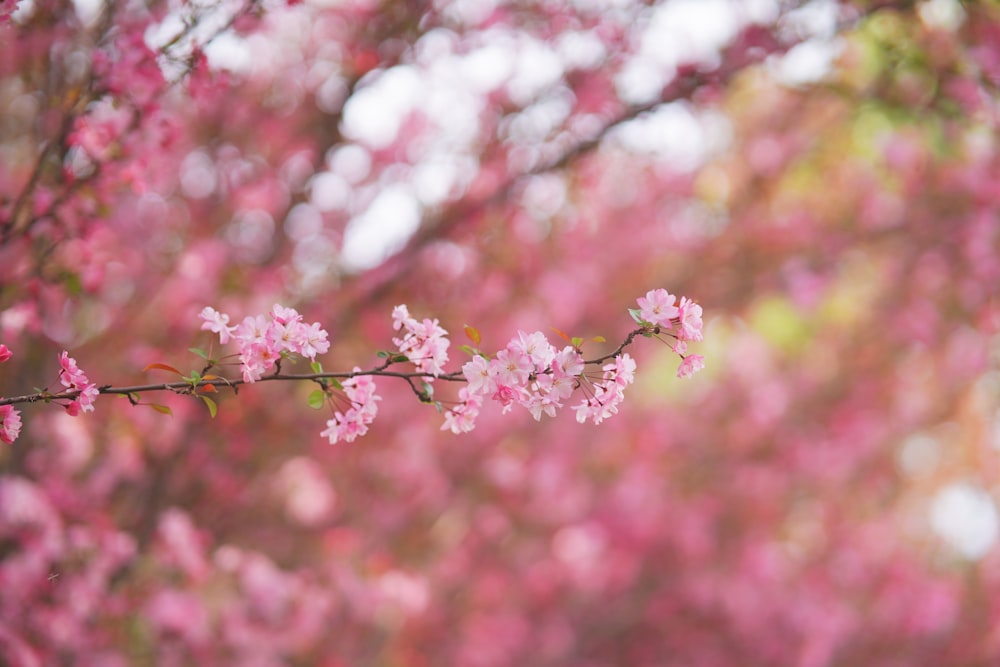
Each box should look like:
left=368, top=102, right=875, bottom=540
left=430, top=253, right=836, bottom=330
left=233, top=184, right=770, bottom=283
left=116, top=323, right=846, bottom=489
left=0, top=346, right=20, bottom=443
left=572, top=353, right=636, bottom=425
left=200, top=304, right=331, bottom=383
left=59, top=351, right=100, bottom=416
left=457, top=330, right=586, bottom=427
left=0, top=346, right=98, bottom=444
left=635, top=288, right=705, bottom=378
left=1, top=290, right=702, bottom=447
left=391, top=305, right=450, bottom=377
left=320, top=370, right=380, bottom=444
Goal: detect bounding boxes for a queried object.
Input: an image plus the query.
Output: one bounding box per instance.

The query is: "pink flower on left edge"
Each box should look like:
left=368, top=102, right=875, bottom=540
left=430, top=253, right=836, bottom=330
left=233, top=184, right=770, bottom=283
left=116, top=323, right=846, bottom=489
left=0, top=405, right=22, bottom=444
left=0, top=345, right=11, bottom=363
left=59, top=351, right=99, bottom=414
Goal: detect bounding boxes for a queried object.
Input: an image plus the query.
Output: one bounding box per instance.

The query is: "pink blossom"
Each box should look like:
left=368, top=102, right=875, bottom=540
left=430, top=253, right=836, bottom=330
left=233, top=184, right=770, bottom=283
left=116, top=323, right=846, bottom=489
left=491, top=382, right=521, bottom=413
left=462, top=355, right=493, bottom=395
left=493, top=348, right=533, bottom=386
left=605, top=353, right=636, bottom=386
left=296, top=321, right=331, bottom=360
left=204, top=306, right=331, bottom=381
left=321, top=370, right=380, bottom=444
left=239, top=341, right=281, bottom=383
left=677, top=354, right=705, bottom=379
left=0, top=344, right=11, bottom=363
left=676, top=297, right=704, bottom=342
left=199, top=306, right=235, bottom=344
left=270, top=303, right=303, bottom=325
left=58, top=351, right=98, bottom=414
left=391, top=305, right=450, bottom=377
left=572, top=353, right=636, bottom=425
left=573, top=384, right=623, bottom=425
left=0, top=405, right=21, bottom=444
left=233, top=314, right=270, bottom=346
left=509, top=330, right=556, bottom=370
left=441, top=387, right=483, bottom=434
left=637, top=289, right=679, bottom=327
left=553, top=346, right=585, bottom=378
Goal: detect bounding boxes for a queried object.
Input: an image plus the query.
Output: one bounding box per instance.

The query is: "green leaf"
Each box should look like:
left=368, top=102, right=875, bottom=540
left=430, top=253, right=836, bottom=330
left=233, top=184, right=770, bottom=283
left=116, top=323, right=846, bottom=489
left=421, top=381, right=434, bottom=399
left=307, top=389, right=325, bottom=410
left=460, top=344, right=477, bottom=356
left=330, top=378, right=344, bottom=391
left=571, top=336, right=583, bottom=348
left=200, top=395, right=218, bottom=418
left=310, top=360, right=323, bottom=374
left=189, top=347, right=209, bottom=359
left=591, top=335, right=607, bottom=343
left=392, top=354, right=409, bottom=363
left=376, top=350, right=390, bottom=359
left=150, top=403, right=172, bottom=415
left=628, top=308, right=650, bottom=326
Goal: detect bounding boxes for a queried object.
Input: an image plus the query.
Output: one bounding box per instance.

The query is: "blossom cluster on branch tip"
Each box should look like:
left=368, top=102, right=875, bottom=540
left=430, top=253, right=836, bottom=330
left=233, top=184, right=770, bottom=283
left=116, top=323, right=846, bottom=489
left=634, top=288, right=705, bottom=378
left=392, top=305, right=450, bottom=377
left=0, top=290, right=703, bottom=447
left=199, top=304, right=331, bottom=383
left=320, top=370, right=380, bottom=445
left=453, top=330, right=585, bottom=430
left=59, top=351, right=100, bottom=415
left=0, top=348, right=95, bottom=444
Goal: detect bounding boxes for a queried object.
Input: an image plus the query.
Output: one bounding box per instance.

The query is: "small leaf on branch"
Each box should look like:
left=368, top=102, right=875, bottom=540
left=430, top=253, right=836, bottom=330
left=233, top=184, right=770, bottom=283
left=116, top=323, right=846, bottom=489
left=143, top=362, right=183, bottom=376
left=150, top=403, right=173, bottom=416
left=307, top=390, right=326, bottom=410
left=628, top=308, right=649, bottom=326
left=571, top=336, right=583, bottom=348
left=200, top=383, right=217, bottom=393
left=464, top=324, right=481, bottom=346
left=392, top=354, right=409, bottom=363
left=330, top=378, right=344, bottom=391
left=200, top=395, right=218, bottom=418
left=460, top=344, right=477, bottom=356
left=189, top=347, right=209, bottom=360
left=310, top=360, right=323, bottom=374
left=376, top=350, right=390, bottom=359
left=551, top=327, right=573, bottom=344
left=592, top=335, right=607, bottom=343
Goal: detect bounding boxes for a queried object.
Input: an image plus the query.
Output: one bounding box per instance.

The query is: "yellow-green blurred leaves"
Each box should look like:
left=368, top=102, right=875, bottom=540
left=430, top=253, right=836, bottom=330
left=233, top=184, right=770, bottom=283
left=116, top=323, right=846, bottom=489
left=748, top=296, right=811, bottom=355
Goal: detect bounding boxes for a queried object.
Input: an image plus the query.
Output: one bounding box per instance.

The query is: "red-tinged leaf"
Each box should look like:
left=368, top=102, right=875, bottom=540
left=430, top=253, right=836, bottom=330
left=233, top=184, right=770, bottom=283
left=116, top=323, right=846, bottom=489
left=143, top=362, right=183, bottom=376
left=550, top=327, right=573, bottom=344
left=150, top=403, right=172, bottom=415
left=200, top=383, right=217, bottom=393
left=201, top=374, right=221, bottom=381
left=200, top=395, right=218, bottom=418
left=464, top=324, right=481, bottom=346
